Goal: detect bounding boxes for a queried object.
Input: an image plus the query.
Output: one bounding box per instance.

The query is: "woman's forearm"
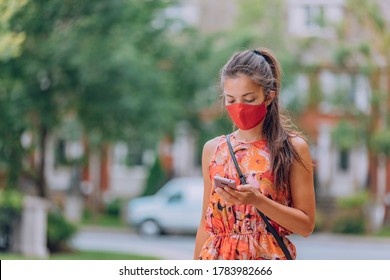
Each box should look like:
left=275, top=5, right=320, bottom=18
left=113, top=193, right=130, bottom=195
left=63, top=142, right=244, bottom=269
left=254, top=194, right=315, bottom=237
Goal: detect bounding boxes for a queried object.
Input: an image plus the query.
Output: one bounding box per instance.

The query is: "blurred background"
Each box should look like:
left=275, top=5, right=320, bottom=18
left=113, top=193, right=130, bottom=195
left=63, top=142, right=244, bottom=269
left=1, top=0, right=390, bottom=260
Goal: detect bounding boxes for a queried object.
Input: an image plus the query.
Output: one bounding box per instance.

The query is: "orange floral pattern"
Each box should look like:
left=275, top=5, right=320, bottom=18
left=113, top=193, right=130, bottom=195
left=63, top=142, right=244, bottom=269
left=198, top=134, right=296, bottom=260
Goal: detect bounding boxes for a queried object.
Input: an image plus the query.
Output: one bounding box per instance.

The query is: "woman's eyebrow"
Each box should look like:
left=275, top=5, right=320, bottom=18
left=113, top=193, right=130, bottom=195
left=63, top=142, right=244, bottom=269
left=225, top=92, right=256, bottom=98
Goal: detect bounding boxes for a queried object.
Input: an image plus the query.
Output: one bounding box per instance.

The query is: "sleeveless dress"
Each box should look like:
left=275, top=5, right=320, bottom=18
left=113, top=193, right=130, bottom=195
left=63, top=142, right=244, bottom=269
left=198, top=134, right=296, bottom=260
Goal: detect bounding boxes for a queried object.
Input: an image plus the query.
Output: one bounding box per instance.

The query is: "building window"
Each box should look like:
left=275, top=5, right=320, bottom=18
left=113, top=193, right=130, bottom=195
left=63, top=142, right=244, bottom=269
left=55, top=139, right=67, bottom=167
left=304, top=4, right=325, bottom=29
left=339, top=149, right=349, bottom=172
left=320, top=71, right=358, bottom=114
left=287, top=0, right=344, bottom=38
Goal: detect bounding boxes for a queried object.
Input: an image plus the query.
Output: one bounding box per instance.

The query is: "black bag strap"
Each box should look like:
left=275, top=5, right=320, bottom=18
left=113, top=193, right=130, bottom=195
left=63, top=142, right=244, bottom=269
left=226, top=134, right=292, bottom=260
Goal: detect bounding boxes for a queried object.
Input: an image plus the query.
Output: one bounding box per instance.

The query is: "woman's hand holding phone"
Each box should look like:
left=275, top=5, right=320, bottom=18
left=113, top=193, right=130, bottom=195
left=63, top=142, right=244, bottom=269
left=214, top=176, right=264, bottom=206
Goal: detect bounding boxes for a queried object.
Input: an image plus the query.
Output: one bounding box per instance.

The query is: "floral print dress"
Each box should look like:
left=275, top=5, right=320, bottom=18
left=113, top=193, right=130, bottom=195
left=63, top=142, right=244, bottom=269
left=198, top=134, right=296, bottom=260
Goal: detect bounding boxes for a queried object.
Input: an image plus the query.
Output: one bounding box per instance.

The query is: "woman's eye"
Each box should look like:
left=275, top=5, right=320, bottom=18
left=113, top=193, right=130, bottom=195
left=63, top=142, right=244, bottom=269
left=226, top=99, right=235, bottom=104
left=245, top=99, right=255, bottom=103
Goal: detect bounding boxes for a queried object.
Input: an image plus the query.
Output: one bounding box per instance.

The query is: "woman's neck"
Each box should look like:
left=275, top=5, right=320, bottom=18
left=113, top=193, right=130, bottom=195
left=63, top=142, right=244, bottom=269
left=234, top=124, right=264, bottom=142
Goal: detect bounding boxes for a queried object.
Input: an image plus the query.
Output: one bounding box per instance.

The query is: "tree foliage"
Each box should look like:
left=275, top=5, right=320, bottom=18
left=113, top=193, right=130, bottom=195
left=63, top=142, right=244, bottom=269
left=0, top=0, right=27, bottom=60
left=0, top=0, right=237, bottom=196
left=0, top=0, right=186, bottom=194
left=331, top=0, right=390, bottom=156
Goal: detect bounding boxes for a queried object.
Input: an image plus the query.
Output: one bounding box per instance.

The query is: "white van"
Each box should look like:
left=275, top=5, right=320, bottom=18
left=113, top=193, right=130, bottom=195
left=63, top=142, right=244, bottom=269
left=127, top=177, right=203, bottom=236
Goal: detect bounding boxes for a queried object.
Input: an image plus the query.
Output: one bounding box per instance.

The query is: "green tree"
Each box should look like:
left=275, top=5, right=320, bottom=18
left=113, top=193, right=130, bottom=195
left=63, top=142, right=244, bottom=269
left=298, top=0, right=390, bottom=226
left=0, top=0, right=28, bottom=190
left=330, top=0, right=390, bottom=197
left=1, top=0, right=236, bottom=200
left=0, top=0, right=27, bottom=60
left=0, top=0, right=181, bottom=196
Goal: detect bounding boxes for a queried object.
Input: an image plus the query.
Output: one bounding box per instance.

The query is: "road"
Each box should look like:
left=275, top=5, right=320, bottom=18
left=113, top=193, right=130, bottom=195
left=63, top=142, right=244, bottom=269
left=71, top=227, right=390, bottom=260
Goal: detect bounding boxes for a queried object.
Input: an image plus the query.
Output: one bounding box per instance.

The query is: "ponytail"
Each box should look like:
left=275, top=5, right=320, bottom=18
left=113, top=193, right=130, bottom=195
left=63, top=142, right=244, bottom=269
left=254, top=48, right=281, bottom=94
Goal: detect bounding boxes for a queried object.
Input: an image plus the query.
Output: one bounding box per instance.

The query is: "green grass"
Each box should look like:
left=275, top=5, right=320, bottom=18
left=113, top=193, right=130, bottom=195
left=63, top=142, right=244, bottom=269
left=0, top=250, right=160, bottom=260
left=374, top=226, right=390, bottom=237
left=81, top=213, right=126, bottom=228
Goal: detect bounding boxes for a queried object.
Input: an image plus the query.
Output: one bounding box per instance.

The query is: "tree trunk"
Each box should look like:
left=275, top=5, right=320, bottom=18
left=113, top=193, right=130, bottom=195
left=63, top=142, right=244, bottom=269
left=384, top=67, right=390, bottom=224
left=307, top=68, right=322, bottom=109
left=384, top=158, right=390, bottom=225
left=100, top=143, right=109, bottom=192
left=367, top=69, right=382, bottom=196
left=96, top=143, right=110, bottom=212
left=367, top=153, right=378, bottom=196
left=81, top=136, right=90, bottom=183
left=36, top=125, right=48, bottom=198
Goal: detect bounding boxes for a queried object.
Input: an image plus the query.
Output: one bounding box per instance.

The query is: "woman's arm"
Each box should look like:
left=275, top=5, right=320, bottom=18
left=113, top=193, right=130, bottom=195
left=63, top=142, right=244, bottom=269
left=284, top=136, right=316, bottom=236
left=216, top=136, right=316, bottom=237
left=193, top=139, right=216, bottom=259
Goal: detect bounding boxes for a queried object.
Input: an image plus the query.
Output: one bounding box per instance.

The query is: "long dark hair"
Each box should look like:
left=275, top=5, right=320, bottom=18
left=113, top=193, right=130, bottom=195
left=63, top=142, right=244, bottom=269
left=220, top=48, right=306, bottom=193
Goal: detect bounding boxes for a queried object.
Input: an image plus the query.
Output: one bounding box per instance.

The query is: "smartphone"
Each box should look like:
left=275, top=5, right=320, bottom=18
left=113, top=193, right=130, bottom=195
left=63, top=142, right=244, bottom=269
left=214, top=175, right=236, bottom=189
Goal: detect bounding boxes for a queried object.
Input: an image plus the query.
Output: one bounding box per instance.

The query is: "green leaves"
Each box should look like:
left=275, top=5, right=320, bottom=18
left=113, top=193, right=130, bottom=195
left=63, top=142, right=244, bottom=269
left=0, top=189, right=23, bottom=211
left=0, top=0, right=27, bottom=60
left=0, top=0, right=229, bottom=191
left=331, top=120, right=362, bottom=151
left=372, top=129, right=390, bottom=156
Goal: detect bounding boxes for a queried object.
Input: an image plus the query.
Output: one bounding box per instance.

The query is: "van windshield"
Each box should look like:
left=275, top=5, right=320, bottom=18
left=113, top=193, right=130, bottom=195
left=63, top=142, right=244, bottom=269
left=156, top=178, right=203, bottom=202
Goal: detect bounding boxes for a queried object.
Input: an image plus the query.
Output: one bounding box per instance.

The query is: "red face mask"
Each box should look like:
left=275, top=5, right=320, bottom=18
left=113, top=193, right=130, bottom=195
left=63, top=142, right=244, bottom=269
left=226, top=102, right=267, bottom=130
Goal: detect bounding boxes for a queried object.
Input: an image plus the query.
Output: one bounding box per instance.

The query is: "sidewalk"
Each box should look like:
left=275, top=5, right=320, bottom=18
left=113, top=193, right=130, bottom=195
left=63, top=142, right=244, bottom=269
left=290, top=232, right=390, bottom=260
left=73, top=226, right=390, bottom=260
left=72, top=226, right=195, bottom=259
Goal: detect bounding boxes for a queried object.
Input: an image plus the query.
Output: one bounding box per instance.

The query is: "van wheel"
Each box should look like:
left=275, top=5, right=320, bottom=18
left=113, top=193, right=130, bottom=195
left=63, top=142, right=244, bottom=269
left=139, top=220, right=162, bottom=236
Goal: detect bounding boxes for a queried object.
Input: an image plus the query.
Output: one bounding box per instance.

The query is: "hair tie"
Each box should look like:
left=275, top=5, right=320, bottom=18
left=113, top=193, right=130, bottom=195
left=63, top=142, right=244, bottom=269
left=252, top=49, right=275, bottom=90
left=253, top=49, right=272, bottom=66
left=253, top=50, right=262, bottom=56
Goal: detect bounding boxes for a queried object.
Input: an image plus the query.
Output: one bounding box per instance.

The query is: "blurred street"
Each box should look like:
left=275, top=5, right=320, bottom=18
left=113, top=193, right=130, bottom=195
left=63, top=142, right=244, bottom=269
left=71, top=226, right=390, bottom=260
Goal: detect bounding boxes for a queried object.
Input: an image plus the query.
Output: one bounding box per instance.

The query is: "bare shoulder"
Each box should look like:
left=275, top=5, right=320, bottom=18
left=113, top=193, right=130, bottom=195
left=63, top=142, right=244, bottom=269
left=201, top=136, right=222, bottom=178
left=290, top=135, right=310, bottom=155
left=290, top=136, right=311, bottom=161
left=203, top=136, right=221, bottom=157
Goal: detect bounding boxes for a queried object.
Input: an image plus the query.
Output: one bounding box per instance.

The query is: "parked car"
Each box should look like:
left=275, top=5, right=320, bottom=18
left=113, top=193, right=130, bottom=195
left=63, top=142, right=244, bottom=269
left=127, top=177, right=203, bottom=236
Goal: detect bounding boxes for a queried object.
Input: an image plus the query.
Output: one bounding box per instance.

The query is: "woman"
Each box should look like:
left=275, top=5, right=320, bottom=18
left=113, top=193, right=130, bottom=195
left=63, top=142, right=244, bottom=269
left=193, top=48, right=316, bottom=260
